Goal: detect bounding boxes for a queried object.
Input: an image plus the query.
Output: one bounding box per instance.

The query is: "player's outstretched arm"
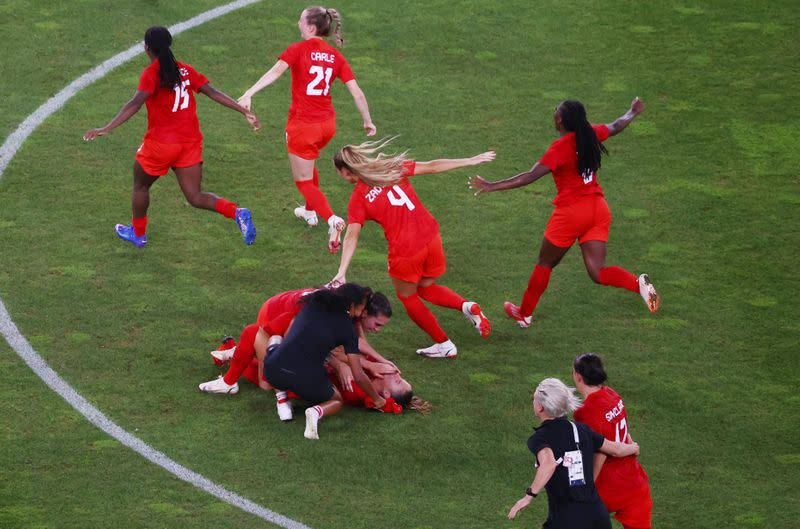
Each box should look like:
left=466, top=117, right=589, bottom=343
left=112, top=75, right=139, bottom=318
left=469, top=162, right=551, bottom=195
left=606, top=96, right=645, bottom=137
left=82, top=90, right=150, bottom=141
left=199, top=83, right=260, bottom=130
left=329, top=223, right=362, bottom=287
left=238, top=60, right=290, bottom=110
left=413, top=151, right=496, bottom=175
left=344, top=80, right=376, bottom=136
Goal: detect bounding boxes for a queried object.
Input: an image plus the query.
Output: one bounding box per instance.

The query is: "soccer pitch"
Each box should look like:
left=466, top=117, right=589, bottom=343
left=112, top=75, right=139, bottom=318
left=0, top=1, right=798, bottom=528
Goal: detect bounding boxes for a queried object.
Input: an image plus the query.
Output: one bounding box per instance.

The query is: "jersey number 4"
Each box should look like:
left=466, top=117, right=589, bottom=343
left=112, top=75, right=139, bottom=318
left=387, top=185, right=415, bottom=211
left=172, top=80, right=191, bottom=112
left=306, top=66, right=333, bottom=96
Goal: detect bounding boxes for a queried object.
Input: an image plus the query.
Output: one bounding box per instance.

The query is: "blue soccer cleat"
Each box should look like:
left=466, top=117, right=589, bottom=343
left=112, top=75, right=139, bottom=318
left=115, top=224, right=147, bottom=248
left=235, top=207, right=256, bottom=245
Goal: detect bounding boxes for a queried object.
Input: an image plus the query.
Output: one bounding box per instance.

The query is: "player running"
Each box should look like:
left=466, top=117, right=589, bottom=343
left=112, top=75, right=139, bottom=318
left=469, top=98, right=660, bottom=327
left=83, top=26, right=260, bottom=247
left=238, top=6, right=376, bottom=253
left=573, top=353, right=653, bottom=529
left=329, top=139, right=495, bottom=358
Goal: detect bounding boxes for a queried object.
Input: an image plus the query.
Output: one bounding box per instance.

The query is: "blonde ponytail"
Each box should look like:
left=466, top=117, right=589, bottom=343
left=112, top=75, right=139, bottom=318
left=334, top=137, right=409, bottom=188
left=326, top=8, right=344, bottom=47
left=304, top=6, right=344, bottom=47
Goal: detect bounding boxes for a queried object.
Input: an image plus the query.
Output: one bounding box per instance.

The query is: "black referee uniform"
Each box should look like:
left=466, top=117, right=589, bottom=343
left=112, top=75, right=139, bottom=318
left=263, top=301, right=360, bottom=404
left=528, top=416, right=611, bottom=529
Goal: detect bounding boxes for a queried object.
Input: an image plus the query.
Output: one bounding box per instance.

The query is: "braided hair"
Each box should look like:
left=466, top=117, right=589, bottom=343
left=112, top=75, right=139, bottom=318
left=144, top=26, right=181, bottom=88
left=558, top=100, right=608, bottom=179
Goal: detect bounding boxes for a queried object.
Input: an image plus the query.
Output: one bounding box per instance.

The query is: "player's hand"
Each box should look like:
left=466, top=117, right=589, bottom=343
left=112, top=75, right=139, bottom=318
left=244, top=110, right=261, bottom=131
left=82, top=127, right=108, bottom=141
left=468, top=175, right=493, bottom=196
left=380, top=358, right=401, bottom=374
left=363, top=121, right=377, bottom=136
left=327, top=273, right=346, bottom=289
left=630, top=97, right=645, bottom=116
left=469, top=151, right=496, bottom=165
left=630, top=441, right=640, bottom=456
left=337, top=364, right=354, bottom=393
left=238, top=94, right=252, bottom=111
left=507, top=496, right=533, bottom=520
left=364, top=361, right=399, bottom=379
left=372, top=396, right=386, bottom=409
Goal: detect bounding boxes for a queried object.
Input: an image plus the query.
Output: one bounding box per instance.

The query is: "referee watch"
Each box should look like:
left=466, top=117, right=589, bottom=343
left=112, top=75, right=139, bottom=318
left=525, top=487, right=537, bottom=498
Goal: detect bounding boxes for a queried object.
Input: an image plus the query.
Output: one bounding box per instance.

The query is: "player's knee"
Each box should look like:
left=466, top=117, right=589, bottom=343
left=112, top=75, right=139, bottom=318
left=184, top=192, right=203, bottom=207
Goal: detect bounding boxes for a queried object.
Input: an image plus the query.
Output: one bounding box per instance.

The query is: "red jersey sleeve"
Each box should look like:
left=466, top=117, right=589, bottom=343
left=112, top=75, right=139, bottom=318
left=184, top=64, right=209, bottom=92
left=402, top=160, right=416, bottom=177
left=539, top=140, right=565, bottom=172
left=337, top=53, right=355, bottom=83
left=593, top=124, right=610, bottom=142
left=137, top=66, right=158, bottom=95
left=279, top=42, right=301, bottom=66
left=346, top=190, right=367, bottom=225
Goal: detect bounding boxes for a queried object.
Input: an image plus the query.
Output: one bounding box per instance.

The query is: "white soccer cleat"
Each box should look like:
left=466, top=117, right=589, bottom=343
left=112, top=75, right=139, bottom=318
left=294, top=205, right=319, bottom=227
left=416, top=339, right=458, bottom=359
left=638, top=274, right=661, bottom=313
left=327, top=215, right=345, bottom=254
left=198, top=376, right=239, bottom=395
left=304, top=407, right=321, bottom=440
left=210, top=346, right=235, bottom=365
left=277, top=401, right=293, bottom=421
left=462, top=301, right=492, bottom=338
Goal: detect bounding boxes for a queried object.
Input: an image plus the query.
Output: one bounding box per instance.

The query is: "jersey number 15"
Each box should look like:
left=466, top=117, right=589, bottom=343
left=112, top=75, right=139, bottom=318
left=172, top=80, right=191, bottom=112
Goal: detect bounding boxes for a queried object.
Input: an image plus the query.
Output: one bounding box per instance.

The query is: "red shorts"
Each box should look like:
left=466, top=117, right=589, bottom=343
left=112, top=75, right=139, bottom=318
left=387, top=234, right=446, bottom=283
left=544, top=194, right=611, bottom=248
left=285, top=117, right=336, bottom=160
left=604, top=485, right=653, bottom=529
left=135, top=139, right=203, bottom=177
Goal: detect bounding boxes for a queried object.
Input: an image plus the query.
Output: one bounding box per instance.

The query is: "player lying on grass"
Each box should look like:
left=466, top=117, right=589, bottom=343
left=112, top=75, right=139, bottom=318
left=329, top=139, right=495, bottom=358
left=83, top=26, right=260, bottom=248
left=199, top=286, right=398, bottom=405
left=207, top=335, right=431, bottom=419
left=262, top=283, right=396, bottom=439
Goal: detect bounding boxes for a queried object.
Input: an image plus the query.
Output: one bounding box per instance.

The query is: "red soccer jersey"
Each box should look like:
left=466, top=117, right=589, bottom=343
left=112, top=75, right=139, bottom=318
left=574, top=386, right=649, bottom=502
left=346, top=161, right=440, bottom=258
left=137, top=60, right=209, bottom=143
left=329, top=369, right=369, bottom=406
left=279, top=38, right=355, bottom=123
left=258, top=288, right=317, bottom=333
left=539, top=124, right=610, bottom=207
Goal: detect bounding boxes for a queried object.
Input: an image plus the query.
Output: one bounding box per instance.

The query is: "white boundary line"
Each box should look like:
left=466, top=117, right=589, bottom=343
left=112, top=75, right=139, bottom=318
left=0, top=2, right=312, bottom=528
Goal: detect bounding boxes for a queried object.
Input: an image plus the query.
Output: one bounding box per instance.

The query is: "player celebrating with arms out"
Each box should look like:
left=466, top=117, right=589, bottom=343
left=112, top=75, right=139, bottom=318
left=83, top=26, right=260, bottom=247
left=329, top=139, right=495, bottom=358
left=238, top=6, right=376, bottom=253
left=470, top=98, right=660, bottom=327
left=573, top=353, right=652, bottom=529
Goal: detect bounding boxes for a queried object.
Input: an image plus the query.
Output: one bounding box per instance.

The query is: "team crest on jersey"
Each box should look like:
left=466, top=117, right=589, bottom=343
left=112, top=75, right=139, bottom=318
left=179, top=67, right=189, bottom=76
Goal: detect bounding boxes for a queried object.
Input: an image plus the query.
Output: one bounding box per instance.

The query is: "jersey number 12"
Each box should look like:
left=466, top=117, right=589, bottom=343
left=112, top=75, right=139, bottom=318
left=307, top=66, right=333, bottom=96
left=614, top=417, right=629, bottom=443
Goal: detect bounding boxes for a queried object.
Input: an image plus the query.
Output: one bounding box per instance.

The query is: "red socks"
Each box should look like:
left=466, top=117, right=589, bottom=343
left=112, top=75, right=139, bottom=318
left=222, top=323, right=259, bottom=385
left=520, top=265, right=552, bottom=317
left=304, top=166, right=321, bottom=209
left=214, top=198, right=238, bottom=219
left=295, top=179, right=334, bottom=221
left=397, top=292, right=448, bottom=343
left=132, top=216, right=148, bottom=237
left=417, top=284, right=466, bottom=310
left=242, top=358, right=260, bottom=386
left=599, top=266, right=639, bottom=293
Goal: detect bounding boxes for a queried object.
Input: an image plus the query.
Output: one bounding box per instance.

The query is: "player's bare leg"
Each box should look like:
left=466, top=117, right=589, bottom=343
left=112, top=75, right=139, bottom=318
left=116, top=161, right=158, bottom=247
left=580, top=240, right=660, bottom=313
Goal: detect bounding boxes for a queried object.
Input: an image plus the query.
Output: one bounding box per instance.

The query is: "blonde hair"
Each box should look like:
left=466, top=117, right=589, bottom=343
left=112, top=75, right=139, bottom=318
left=333, top=137, right=409, bottom=187
left=304, top=6, right=344, bottom=47
left=533, top=378, right=582, bottom=418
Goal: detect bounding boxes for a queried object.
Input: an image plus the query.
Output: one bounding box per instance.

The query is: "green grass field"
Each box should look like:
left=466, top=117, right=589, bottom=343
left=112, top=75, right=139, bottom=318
left=1, top=1, right=798, bottom=528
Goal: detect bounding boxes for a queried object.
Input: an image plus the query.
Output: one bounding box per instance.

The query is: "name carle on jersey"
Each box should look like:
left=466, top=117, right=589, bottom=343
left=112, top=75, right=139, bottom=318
left=310, top=51, right=335, bottom=63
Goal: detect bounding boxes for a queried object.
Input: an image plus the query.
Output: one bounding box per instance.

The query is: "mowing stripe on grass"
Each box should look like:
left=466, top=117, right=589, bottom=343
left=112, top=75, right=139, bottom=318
left=0, top=2, right=313, bottom=528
